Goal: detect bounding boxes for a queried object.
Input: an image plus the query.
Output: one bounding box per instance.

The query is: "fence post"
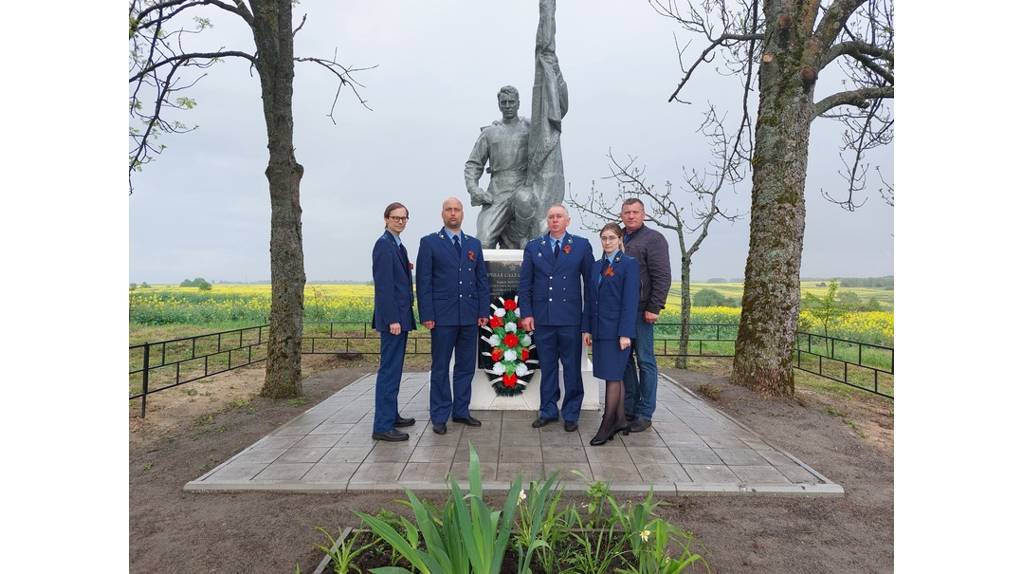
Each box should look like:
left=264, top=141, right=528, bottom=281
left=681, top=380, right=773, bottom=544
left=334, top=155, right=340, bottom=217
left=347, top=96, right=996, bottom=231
left=141, top=343, right=150, bottom=418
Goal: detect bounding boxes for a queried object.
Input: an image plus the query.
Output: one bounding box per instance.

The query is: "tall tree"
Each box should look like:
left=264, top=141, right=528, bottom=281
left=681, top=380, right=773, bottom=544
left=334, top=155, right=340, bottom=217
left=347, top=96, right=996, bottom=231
left=568, top=108, right=740, bottom=369
left=129, top=0, right=370, bottom=398
left=651, top=0, right=893, bottom=395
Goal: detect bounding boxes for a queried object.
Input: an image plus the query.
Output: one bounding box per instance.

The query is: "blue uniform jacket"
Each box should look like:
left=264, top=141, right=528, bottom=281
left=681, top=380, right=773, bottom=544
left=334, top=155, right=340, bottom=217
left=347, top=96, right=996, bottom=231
left=518, top=233, right=595, bottom=327
left=415, top=228, right=491, bottom=326
left=371, top=231, right=416, bottom=332
left=583, top=253, right=640, bottom=339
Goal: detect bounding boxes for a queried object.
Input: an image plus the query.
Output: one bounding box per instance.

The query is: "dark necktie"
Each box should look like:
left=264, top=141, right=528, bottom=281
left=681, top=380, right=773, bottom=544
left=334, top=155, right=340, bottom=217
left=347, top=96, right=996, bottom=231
left=553, top=239, right=561, bottom=259
left=400, top=244, right=410, bottom=273
left=453, top=234, right=461, bottom=255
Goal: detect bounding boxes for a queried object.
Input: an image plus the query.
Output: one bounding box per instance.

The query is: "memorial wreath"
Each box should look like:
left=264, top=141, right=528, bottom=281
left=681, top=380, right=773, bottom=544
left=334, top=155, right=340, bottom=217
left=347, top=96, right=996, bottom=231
left=480, top=295, right=538, bottom=396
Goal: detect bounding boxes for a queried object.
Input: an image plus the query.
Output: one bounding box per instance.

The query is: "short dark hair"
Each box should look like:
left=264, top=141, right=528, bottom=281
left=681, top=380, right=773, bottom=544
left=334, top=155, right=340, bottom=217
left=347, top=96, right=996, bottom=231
left=600, top=222, right=624, bottom=238
left=384, top=202, right=408, bottom=219
left=622, top=198, right=645, bottom=210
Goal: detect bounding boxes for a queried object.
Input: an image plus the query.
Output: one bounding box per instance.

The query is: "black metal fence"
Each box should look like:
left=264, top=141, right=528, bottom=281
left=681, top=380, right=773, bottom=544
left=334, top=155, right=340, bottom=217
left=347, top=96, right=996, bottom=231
left=647, top=324, right=894, bottom=398
left=129, top=321, right=893, bottom=416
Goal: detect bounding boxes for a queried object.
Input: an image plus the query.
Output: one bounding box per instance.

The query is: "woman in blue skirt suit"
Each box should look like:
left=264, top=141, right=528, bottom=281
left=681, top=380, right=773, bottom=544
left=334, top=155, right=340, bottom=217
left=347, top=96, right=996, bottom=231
left=582, top=223, right=640, bottom=446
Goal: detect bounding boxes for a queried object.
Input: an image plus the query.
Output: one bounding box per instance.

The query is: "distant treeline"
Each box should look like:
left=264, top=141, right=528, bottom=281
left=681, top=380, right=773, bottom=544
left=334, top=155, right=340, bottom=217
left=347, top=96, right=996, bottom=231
left=814, top=276, right=894, bottom=289
left=704, top=276, right=893, bottom=289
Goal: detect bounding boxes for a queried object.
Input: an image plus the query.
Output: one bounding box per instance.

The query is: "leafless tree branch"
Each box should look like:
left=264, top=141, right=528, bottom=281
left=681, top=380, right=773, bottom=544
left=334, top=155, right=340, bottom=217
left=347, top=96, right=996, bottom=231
left=654, top=0, right=893, bottom=209
left=129, top=0, right=372, bottom=192
left=295, top=49, right=377, bottom=122
left=814, top=85, right=893, bottom=117
left=293, top=12, right=307, bottom=37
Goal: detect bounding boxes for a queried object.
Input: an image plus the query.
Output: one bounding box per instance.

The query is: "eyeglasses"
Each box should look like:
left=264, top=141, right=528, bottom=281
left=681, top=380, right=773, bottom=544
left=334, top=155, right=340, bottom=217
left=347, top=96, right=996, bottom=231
left=388, top=216, right=409, bottom=222
left=599, top=236, right=620, bottom=242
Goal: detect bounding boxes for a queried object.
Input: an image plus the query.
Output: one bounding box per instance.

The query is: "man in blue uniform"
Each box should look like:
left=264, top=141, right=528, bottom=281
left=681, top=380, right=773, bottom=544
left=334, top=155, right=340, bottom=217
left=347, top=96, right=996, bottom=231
left=416, top=197, right=491, bottom=435
left=370, top=202, right=418, bottom=441
left=518, top=204, right=595, bottom=432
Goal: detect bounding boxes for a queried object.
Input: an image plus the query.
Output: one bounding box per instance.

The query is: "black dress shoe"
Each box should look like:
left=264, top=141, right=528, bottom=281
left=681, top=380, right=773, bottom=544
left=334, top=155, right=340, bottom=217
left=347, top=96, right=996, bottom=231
left=564, top=421, right=578, bottom=432
left=432, top=422, right=447, bottom=435
left=452, top=415, right=482, bottom=427
left=372, top=430, right=410, bottom=442
left=628, top=418, right=652, bottom=433
left=589, top=431, right=615, bottom=446
left=394, top=416, right=416, bottom=428
left=531, top=416, right=558, bottom=428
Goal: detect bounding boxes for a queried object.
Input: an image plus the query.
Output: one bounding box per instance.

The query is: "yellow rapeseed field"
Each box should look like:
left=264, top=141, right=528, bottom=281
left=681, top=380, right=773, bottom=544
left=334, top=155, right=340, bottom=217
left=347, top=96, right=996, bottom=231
left=129, top=282, right=893, bottom=345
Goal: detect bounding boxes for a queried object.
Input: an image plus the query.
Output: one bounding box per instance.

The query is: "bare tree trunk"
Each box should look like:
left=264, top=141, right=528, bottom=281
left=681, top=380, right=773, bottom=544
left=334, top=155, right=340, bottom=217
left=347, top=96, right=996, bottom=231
left=731, top=1, right=818, bottom=397
left=675, top=256, right=691, bottom=369
left=254, top=0, right=306, bottom=399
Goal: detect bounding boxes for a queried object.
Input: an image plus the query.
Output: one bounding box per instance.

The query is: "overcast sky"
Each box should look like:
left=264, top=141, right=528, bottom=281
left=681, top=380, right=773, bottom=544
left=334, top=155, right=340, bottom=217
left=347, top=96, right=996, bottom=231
left=128, top=0, right=893, bottom=284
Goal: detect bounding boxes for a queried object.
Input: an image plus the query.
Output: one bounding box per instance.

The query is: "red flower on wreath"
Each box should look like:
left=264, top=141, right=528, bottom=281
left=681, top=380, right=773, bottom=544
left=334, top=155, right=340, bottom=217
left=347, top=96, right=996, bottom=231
left=491, top=348, right=503, bottom=362
left=521, top=348, right=530, bottom=361
left=467, top=250, right=476, bottom=262
left=502, top=373, right=518, bottom=388
left=504, top=332, right=519, bottom=347
left=503, top=299, right=518, bottom=311
left=489, top=315, right=504, bottom=329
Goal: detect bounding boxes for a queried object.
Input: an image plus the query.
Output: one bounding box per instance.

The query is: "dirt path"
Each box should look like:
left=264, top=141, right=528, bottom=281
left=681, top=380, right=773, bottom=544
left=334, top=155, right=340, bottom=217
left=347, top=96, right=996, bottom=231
left=129, top=364, right=893, bottom=573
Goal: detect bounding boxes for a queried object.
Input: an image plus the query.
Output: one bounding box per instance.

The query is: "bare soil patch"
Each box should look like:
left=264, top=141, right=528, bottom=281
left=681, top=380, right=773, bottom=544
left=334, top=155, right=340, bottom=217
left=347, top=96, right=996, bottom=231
left=658, top=368, right=893, bottom=574
left=129, top=363, right=892, bottom=573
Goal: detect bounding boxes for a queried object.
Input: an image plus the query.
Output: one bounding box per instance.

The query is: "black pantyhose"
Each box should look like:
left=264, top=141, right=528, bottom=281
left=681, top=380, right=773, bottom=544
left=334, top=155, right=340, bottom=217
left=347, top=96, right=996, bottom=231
left=594, top=380, right=627, bottom=441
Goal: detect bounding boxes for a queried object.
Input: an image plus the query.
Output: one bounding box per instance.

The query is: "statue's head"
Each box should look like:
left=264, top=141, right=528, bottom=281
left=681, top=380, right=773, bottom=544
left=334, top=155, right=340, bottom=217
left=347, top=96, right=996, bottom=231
left=497, top=85, right=519, bottom=120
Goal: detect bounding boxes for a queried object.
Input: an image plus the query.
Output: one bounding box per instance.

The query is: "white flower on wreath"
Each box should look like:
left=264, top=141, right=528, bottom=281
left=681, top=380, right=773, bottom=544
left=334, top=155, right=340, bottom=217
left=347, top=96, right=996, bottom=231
left=494, top=308, right=506, bottom=318
left=503, top=349, right=517, bottom=362
left=491, top=362, right=504, bottom=375
left=515, top=363, right=528, bottom=377
left=521, top=334, right=532, bottom=347
left=505, top=322, right=517, bottom=333
left=488, top=334, right=500, bottom=346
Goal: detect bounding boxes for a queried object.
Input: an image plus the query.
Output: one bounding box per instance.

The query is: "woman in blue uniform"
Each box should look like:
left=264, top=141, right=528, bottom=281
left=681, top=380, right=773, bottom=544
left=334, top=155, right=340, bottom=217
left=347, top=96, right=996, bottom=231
left=582, top=223, right=640, bottom=446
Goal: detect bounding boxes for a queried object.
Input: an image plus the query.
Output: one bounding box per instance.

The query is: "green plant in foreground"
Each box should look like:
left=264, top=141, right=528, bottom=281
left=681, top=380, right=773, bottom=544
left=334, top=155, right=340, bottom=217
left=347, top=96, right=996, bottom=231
left=356, top=443, right=523, bottom=574
left=615, top=518, right=708, bottom=574
left=348, top=456, right=709, bottom=573
left=316, top=527, right=379, bottom=574
left=562, top=502, right=627, bottom=574
left=513, top=470, right=561, bottom=574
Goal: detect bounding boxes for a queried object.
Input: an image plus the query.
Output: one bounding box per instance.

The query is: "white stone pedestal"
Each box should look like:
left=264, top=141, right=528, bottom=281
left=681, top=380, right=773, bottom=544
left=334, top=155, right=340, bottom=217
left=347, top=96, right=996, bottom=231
left=470, top=364, right=601, bottom=411
left=467, top=249, right=600, bottom=411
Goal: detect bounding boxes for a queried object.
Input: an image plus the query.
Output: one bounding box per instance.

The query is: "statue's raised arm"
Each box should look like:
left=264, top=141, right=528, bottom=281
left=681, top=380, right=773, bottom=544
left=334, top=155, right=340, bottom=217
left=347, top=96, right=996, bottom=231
left=527, top=0, right=568, bottom=227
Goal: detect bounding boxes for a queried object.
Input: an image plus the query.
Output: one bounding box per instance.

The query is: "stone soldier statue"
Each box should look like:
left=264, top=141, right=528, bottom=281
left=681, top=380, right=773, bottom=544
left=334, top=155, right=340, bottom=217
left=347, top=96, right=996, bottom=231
left=464, top=0, right=568, bottom=249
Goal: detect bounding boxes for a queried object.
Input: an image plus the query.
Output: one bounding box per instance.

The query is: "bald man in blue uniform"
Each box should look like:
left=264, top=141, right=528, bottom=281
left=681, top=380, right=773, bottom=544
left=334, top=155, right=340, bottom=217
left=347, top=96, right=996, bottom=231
left=518, top=205, right=595, bottom=432
left=416, top=197, right=491, bottom=435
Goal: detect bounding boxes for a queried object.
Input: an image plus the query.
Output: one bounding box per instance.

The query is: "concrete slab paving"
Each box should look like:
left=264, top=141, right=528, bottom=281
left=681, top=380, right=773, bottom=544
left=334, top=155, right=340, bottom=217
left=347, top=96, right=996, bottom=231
left=185, top=371, right=844, bottom=497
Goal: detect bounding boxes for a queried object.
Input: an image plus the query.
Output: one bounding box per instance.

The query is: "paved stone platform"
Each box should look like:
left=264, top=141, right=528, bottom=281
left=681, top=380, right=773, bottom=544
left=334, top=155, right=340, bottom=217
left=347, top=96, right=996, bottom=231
left=186, top=372, right=843, bottom=496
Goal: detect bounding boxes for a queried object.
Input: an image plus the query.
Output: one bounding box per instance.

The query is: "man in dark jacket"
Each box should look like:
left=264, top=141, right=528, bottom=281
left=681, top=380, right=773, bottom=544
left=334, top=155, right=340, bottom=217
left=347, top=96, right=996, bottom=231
left=620, top=198, right=671, bottom=432
left=371, top=202, right=418, bottom=442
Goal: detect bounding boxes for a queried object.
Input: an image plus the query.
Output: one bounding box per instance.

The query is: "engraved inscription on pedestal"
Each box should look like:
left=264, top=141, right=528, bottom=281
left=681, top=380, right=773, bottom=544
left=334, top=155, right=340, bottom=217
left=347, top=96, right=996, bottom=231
left=487, top=260, right=522, bottom=299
